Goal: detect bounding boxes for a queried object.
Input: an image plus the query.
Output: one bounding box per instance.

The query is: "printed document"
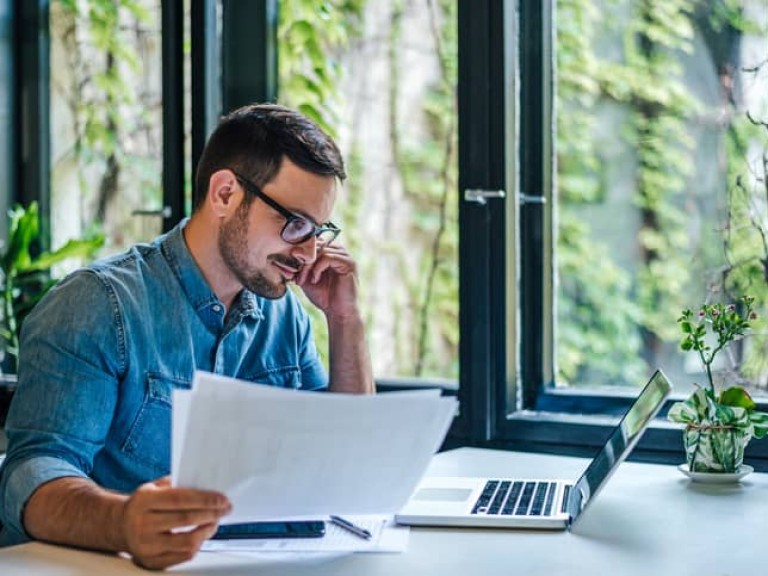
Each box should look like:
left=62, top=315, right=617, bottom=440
left=172, top=371, right=456, bottom=523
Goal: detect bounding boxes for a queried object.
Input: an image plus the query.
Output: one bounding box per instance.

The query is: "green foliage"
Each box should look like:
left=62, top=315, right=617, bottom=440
left=395, top=0, right=458, bottom=376
left=556, top=219, right=646, bottom=383
left=720, top=110, right=768, bottom=382
left=669, top=386, right=766, bottom=472
left=278, top=0, right=364, bottom=135
left=670, top=296, right=768, bottom=471
left=678, top=295, right=755, bottom=398
left=278, top=0, right=365, bottom=363
left=56, top=0, right=160, bottom=232
left=0, top=202, right=104, bottom=370
left=554, top=0, right=767, bottom=387
left=279, top=0, right=458, bottom=378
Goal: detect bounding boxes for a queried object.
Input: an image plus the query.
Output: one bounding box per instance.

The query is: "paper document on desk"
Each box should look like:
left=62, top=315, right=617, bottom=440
left=172, top=371, right=456, bottom=523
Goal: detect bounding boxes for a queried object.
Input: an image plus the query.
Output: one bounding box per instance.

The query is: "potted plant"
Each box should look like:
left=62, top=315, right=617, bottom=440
left=668, top=295, right=768, bottom=474
left=0, top=202, right=104, bottom=425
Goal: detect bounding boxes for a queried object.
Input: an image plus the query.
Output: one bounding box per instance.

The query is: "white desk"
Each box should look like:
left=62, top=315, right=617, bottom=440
left=0, top=447, right=765, bottom=575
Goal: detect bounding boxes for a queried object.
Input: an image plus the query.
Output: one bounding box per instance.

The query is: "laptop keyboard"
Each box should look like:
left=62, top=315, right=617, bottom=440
left=471, top=480, right=559, bottom=516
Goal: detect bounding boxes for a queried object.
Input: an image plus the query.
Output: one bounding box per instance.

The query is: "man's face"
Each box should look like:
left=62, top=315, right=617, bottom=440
left=218, top=159, right=337, bottom=299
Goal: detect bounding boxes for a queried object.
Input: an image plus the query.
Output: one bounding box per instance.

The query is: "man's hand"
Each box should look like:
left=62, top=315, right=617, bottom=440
left=121, top=477, right=232, bottom=570
left=23, top=475, right=232, bottom=571
left=295, top=242, right=361, bottom=320
left=295, top=242, right=374, bottom=394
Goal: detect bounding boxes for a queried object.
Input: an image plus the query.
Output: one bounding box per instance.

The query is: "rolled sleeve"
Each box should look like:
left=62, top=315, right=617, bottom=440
left=0, top=455, right=88, bottom=545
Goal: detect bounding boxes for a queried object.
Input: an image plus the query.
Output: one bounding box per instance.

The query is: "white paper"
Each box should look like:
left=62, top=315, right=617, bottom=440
left=171, top=387, right=192, bottom=485
left=174, top=371, right=456, bottom=523
left=200, top=515, right=408, bottom=553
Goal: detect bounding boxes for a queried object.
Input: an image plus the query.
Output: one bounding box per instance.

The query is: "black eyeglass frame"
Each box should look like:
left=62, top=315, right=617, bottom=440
left=231, top=170, right=342, bottom=245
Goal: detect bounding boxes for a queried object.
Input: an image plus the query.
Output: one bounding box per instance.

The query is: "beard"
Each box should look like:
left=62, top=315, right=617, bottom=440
left=218, top=202, right=300, bottom=300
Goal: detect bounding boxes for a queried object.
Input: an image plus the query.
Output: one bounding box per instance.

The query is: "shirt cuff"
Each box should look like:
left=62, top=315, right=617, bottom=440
left=0, top=456, right=88, bottom=542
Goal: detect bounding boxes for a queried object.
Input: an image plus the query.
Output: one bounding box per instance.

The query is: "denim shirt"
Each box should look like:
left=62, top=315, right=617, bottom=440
left=0, top=220, right=327, bottom=545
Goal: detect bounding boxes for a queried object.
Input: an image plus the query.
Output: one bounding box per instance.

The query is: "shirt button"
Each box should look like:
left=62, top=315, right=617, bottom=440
left=212, top=304, right=222, bottom=313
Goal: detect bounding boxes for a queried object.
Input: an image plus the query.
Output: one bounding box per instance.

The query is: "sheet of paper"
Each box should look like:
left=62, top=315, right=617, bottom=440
left=174, top=371, right=456, bottom=523
left=171, top=388, right=192, bottom=485
left=200, top=515, right=408, bottom=553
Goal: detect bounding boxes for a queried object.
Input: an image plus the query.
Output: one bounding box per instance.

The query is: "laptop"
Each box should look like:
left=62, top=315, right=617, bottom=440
left=395, top=369, right=671, bottom=530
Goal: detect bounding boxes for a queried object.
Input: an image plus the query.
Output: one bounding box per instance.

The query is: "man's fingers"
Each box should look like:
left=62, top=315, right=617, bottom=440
left=138, top=487, right=230, bottom=512
left=129, top=520, right=220, bottom=570
left=301, top=252, right=355, bottom=284
left=153, top=508, right=229, bottom=532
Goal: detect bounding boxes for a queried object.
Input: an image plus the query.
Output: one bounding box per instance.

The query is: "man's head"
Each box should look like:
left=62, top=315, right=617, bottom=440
left=192, top=104, right=346, bottom=301
left=194, top=103, right=346, bottom=210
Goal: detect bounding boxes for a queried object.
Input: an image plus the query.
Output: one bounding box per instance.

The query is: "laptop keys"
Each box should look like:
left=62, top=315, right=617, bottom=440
left=501, top=482, right=524, bottom=515
left=529, top=482, right=549, bottom=515
left=472, top=480, right=558, bottom=517
left=471, top=480, right=499, bottom=514
left=487, top=481, right=510, bottom=514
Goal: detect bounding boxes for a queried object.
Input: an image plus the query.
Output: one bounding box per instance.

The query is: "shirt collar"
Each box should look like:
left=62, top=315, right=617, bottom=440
left=160, top=219, right=264, bottom=321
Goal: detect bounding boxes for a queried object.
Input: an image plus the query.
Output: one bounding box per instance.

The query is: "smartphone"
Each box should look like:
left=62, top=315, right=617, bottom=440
left=211, top=520, right=326, bottom=540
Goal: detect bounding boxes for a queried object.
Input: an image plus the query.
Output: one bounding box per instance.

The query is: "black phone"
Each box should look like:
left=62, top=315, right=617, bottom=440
left=211, top=520, right=326, bottom=540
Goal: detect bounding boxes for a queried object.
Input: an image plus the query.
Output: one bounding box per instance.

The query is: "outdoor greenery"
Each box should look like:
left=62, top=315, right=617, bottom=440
left=52, top=0, right=160, bottom=252
left=46, top=0, right=768, bottom=390
left=668, top=296, right=768, bottom=471
left=556, top=0, right=768, bottom=389
left=0, top=202, right=104, bottom=372
left=278, top=0, right=459, bottom=378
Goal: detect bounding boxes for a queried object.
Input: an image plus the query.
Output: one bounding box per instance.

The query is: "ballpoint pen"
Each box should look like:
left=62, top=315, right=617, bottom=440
left=329, top=515, right=372, bottom=540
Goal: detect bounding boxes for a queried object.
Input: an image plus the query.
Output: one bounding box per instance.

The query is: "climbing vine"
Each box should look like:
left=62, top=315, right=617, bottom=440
left=556, top=0, right=768, bottom=388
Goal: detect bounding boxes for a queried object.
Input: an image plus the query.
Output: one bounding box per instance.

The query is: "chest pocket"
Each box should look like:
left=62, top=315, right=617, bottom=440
left=121, top=373, right=191, bottom=475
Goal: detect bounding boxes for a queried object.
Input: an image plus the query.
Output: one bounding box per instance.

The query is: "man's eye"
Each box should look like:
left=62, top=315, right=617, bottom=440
left=286, top=218, right=312, bottom=234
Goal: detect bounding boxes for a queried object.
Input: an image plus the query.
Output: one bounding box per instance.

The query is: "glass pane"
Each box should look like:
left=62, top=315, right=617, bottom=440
left=555, top=0, right=768, bottom=396
left=277, top=0, right=459, bottom=382
left=0, top=3, right=11, bottom=240
left=50, top=0, right=164, bottom=257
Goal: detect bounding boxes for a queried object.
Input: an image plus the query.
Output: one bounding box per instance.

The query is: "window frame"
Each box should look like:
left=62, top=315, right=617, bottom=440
left=14, top=0, right=768, bottom=470
left=465, top=0, right=768, bottom=471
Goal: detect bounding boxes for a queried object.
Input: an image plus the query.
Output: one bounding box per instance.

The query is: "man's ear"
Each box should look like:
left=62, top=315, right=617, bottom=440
left=207, top=169, right=243, bottom=217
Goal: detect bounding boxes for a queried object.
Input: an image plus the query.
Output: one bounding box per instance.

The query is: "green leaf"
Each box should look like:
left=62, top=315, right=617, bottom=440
left=718, top=386, right=756, bottom=410
left=22, top=236, right=105, bottom=274
left=3, top=202, right=40, bottom=275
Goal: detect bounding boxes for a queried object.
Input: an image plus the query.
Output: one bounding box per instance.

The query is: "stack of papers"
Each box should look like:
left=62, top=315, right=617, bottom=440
left=172, top=371, right=457, bottom=523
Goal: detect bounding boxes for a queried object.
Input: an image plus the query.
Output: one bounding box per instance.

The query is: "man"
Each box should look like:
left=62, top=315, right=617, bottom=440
left=0, top=103, right=374, bottom=569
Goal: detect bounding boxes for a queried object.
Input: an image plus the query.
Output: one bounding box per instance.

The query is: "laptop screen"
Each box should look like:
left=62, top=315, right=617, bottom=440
left=567, top=370, right=672, bottom=527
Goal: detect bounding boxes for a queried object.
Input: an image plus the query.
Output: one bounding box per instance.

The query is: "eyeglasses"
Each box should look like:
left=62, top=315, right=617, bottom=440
left=232, top=171, right=341, bottom=246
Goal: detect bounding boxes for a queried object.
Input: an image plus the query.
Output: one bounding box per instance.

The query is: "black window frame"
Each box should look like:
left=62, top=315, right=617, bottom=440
left=12, top=0, right=768, bottom=471
left=450, top=0, right=768, bottom=472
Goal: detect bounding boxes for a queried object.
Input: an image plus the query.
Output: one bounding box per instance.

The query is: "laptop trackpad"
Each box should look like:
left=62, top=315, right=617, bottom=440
left=413, top=488, right=473, bottom=502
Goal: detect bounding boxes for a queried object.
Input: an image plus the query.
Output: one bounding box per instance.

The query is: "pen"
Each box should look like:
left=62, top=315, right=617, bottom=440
left=329, top=515, right=372, bottom=540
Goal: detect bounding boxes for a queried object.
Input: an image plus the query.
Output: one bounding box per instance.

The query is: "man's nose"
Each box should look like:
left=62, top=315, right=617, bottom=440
left=290, top=236, right=318, bottom=265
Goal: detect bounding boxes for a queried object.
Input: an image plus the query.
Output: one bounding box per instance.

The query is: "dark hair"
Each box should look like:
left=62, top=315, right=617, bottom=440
left=193, top=103, right=346, bottom=210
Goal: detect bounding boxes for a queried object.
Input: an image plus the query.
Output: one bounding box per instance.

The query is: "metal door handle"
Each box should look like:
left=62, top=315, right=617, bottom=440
left=131, top=206, right=173, bottom=218
left=464, top=189, right=506, bottom=205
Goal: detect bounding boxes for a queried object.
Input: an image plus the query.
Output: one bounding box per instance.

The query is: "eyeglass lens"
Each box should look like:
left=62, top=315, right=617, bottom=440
left=282, top=218, right=338, bottom=245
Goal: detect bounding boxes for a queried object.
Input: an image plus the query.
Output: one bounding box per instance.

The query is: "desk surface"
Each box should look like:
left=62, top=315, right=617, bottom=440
left=0, top=447, right=765, bottom=575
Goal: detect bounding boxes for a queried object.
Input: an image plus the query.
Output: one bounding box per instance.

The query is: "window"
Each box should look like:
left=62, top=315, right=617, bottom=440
left=553, top=0, right=768, bottom=400
left=15, top=0, right=768, bottom=469
left=276, top=0, right=460, bottom=386
left=498, top=0, right=768, bottom=467
left=49, top=0, right=166, bottom=255
left=0, top=2, right=12, bottom=238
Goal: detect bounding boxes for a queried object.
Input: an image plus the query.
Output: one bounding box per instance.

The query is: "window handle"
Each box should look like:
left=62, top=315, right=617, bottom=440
left=464, top=188, right=506, bottom=205
left=519, top=193, right=546, bottom=205
left=131, top=206, right=173, bottom=218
